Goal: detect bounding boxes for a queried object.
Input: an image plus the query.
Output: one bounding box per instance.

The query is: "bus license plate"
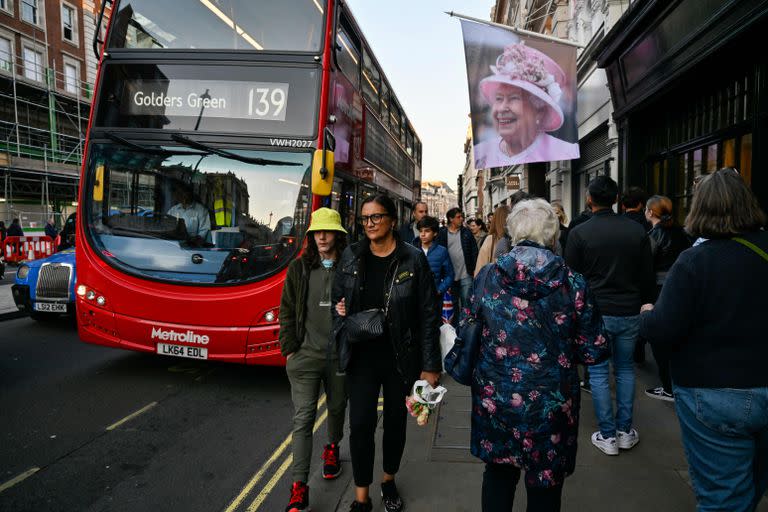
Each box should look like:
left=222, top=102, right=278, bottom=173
left=34, top=302, right=67, bottom=313
left=156, top=343, right=208, bottom=360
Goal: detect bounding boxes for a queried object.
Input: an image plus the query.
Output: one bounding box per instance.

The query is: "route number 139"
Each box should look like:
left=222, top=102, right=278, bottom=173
left=248, top=83, right=289, bottom=121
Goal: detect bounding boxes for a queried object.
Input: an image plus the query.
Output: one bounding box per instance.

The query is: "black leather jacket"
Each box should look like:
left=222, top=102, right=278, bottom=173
left=332, top=237, right=442, bottom=385
left=648, top=224, right=691, bottom=282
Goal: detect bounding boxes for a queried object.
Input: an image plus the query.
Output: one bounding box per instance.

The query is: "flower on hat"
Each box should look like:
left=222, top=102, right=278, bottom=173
left=489, top=43, right=563, bottom=103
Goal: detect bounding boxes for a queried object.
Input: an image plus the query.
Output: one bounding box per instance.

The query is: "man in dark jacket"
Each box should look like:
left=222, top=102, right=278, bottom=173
left=44, top=218, right=58, bottom=239
left=397, top=201, right=427, bottom=246
left=7, top=218, right=23, bottom=237
left=436, top=207, right=478, bottom=323
left=621, top=187, right=652, bottom=231
left=565, top=175, right=655, bottom=456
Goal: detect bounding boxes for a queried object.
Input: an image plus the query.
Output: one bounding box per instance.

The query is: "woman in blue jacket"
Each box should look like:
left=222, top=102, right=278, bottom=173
left=416, top=216, right=454, bottom=297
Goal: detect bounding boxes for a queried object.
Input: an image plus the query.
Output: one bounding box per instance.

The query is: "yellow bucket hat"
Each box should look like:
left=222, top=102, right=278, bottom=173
left=306, top=207, right=347, bottom=234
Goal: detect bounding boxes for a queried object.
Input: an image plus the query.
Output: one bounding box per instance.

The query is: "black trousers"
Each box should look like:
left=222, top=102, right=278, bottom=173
left=482, top=464, right=563, bottom=512
left=346, top=340, right=409, bottom=487
left=650, top=341, right=673, bottom=393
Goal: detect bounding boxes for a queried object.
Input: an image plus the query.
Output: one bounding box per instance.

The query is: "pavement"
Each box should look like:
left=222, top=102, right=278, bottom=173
left=305, top=356, right=768, bottom=512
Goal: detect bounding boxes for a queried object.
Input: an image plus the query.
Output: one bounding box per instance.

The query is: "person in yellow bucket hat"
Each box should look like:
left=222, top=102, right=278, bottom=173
left=280, top=207, right=348, bottom=512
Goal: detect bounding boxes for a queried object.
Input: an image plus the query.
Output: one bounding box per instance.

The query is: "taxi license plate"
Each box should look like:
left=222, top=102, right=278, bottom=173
left=156, top=343, right=208, bottom=360
left=34, top=302, right=67, bottom=313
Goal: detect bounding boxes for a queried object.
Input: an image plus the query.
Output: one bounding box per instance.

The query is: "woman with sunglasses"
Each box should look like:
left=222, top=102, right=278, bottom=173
left=333, top=194, right=442, bottom=512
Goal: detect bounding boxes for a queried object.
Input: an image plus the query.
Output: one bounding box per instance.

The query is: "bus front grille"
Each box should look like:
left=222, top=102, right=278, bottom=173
left=36, top=263, right=72, bottom=301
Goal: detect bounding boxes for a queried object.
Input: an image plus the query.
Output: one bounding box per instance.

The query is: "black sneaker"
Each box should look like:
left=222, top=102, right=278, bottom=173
left=322, top=443, right=341, bottom=479
left=285, top=481, right=309, bottom=512
left=645, top=387, right=674, bottom=402
left=580, top=380, right=592, bottom=394
left=381, top=480, right=404, bottom=512
left=349, top=498, right=372, bottom=511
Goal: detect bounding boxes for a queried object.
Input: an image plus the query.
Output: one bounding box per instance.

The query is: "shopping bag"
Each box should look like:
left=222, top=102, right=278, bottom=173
left=439, top=323, right=457, bottom=370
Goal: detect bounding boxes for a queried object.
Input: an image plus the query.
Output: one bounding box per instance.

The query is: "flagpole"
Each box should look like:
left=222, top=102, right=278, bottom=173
left=446, top=11, right=584, bottom=49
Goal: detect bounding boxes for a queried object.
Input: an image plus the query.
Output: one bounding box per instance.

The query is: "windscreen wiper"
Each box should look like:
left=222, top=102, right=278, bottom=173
left=171, top=134, right=302, bottom=166
left=103, top=131, right=208, bottom=157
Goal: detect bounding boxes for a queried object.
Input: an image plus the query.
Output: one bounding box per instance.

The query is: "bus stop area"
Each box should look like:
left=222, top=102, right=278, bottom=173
left=298, top=365, right=768, bottom=512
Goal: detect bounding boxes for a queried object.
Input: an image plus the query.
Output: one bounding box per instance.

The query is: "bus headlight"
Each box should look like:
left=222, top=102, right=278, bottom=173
left=17, top=265, right=30, bottom=279
left=77, top=285, right=87, bottom=297
left=264, top=310, right=276, bottom=323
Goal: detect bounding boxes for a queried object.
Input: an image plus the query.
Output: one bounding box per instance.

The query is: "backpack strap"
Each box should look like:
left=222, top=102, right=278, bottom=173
left=733, top=237, right=768, bottom=263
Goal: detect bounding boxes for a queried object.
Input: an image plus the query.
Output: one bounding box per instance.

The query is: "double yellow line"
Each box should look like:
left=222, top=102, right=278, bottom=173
left=225, top=395, right=329, bottom=512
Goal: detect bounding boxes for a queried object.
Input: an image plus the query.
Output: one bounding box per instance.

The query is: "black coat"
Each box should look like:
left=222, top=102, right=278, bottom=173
left=332, top=237, right=442, bottom=385
left=647, top=224, right=691, bottom=276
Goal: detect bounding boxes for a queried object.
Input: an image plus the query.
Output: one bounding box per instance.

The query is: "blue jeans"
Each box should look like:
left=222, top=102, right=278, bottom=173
left=451, top=276, right=473, bottom=324
left=674, top=385, right=768, bottom=512
left=589, top=315, right=640, bottom=438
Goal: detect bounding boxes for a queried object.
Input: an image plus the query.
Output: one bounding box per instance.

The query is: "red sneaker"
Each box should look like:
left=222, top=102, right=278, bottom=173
left=322, top=443, right=342, bottom=479
left=285, top=481, right=309, bottom=512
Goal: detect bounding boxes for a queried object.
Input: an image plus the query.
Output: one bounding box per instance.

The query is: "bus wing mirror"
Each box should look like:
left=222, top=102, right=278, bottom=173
left=93, top=163, right=104, bottom=202
left=311, top=149, right=334, bottom=196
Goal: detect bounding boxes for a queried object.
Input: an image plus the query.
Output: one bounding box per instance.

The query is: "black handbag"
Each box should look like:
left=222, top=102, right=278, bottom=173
left=345, top=264, right=398, bottom=344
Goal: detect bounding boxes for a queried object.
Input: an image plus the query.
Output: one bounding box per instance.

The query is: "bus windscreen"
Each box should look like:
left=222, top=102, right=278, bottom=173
left=84, top=143, right=312, bottom=285
left=108, top=0, right=328, bottom=52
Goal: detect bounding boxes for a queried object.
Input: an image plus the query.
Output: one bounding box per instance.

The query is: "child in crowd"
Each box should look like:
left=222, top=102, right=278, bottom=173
left=417, top=216, right=454, bottom=299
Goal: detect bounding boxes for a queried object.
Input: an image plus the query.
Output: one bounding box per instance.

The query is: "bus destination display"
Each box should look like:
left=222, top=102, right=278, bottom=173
left=125, top=80, right=290, bottom=121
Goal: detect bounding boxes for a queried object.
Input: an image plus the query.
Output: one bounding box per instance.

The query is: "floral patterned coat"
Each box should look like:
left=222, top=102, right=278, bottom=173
left=461, top=241, right=608, bottom=488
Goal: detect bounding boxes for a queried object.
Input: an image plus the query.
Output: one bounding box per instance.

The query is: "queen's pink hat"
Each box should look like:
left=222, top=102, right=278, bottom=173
left=480, top=43, right=566, bottom=132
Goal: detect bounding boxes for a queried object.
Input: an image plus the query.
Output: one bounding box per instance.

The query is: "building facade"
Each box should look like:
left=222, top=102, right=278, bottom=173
left=0, top=0, right=104, bottom=231
left=421, top=180, right=459, bottom=223
left=596, top=0, right=768, bottom=222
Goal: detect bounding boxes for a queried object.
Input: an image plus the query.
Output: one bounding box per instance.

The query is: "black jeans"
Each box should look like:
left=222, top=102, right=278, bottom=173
left=482, top=463, right=563, bottom=512
left=346, top=340, right=409, bottom=487
left=650, top=341, right=673, bottom=392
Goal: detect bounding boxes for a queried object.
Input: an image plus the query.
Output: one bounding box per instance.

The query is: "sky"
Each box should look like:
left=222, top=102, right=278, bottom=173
left=344, top=1, right=496, bottom=187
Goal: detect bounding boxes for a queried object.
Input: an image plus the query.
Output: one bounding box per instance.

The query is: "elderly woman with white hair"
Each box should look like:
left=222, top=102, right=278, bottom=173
left=461, top=199, right=609, bottom=512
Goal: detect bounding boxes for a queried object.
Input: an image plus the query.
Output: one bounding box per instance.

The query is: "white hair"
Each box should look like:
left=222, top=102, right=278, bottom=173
left=506, top=198, right=560, bottom=247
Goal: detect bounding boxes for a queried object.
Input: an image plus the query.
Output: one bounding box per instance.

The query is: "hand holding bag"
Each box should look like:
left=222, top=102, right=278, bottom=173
left=344, top=264, right=398, bottom=344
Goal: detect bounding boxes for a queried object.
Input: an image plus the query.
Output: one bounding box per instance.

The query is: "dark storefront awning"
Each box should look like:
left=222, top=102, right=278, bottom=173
left=594, top=0, right=768, bottom=119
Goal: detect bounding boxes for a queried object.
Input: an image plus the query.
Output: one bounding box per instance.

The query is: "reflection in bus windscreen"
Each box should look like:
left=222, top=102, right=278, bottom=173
left=109, top=0, right=327, bottom=52
left=85, top=143, right=311, bottom=285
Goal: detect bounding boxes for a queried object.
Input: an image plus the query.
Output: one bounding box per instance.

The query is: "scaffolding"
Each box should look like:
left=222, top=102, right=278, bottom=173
left=0, top=41, right=91, bottom=231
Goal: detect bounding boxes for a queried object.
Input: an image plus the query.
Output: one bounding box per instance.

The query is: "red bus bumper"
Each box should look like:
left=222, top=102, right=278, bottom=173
left=77, top=299, right=285, bottom=366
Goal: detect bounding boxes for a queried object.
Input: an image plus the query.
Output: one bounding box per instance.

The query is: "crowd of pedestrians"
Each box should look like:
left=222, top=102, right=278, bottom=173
left=278, top=168, right=767, bottom=512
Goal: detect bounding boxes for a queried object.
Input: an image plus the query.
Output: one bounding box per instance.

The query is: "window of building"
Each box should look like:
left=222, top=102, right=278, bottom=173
left=0, top=0, right=13, bottom=15
left=21, top=0, right=39, bottom=25
left=361, top=49, right=380, bottom=112
left=22, top=46, right=43, bottom=81
left=0, top=37, right=11, bottom=73
left=62, top=4, right=77, bottom=44
left=64, top=62, right=78, bottom=93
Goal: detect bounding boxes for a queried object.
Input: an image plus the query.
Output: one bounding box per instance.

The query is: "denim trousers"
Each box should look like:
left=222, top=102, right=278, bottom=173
left=451, top=276, right=474, bottom=322
left=674, top=385, right=768, bottom=512
left=588, top=315, right=640, bottom=438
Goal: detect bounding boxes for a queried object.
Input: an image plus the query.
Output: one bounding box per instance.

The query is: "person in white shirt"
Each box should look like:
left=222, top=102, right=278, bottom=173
left=167, top=186, right=211, bottom=244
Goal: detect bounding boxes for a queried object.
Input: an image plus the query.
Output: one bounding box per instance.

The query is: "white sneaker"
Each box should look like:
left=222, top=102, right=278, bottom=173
left=617, top=428, right=640, bottom=450
left=591, top=431, right=619, bottom=455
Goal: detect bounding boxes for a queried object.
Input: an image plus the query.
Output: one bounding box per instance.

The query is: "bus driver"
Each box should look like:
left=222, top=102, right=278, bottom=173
left=167, top=185, right=211, bottom=245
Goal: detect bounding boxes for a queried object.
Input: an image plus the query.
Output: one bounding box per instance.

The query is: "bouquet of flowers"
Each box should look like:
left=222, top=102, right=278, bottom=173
left=405, top=380, right=447, bottom=426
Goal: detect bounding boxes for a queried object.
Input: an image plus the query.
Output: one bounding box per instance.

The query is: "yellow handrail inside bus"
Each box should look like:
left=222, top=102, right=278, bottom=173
left=93, top=163, right=105, bottom=202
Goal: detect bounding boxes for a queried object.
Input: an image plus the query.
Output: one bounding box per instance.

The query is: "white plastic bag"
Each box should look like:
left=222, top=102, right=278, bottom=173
left=439, top=323, right=457, bottom=370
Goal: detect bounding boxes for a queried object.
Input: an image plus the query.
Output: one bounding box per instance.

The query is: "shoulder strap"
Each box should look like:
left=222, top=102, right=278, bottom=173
left=383, top=262, right=399, bottom=316
left=733, top=237, right=768, bottom=263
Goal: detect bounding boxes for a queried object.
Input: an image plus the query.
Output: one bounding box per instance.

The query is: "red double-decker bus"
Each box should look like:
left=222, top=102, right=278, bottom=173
left=76, top=0, right=423, bottom=365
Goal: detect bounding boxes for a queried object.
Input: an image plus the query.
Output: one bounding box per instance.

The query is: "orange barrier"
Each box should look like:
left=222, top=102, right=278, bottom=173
left=2, top=236, right=55, bottom=264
